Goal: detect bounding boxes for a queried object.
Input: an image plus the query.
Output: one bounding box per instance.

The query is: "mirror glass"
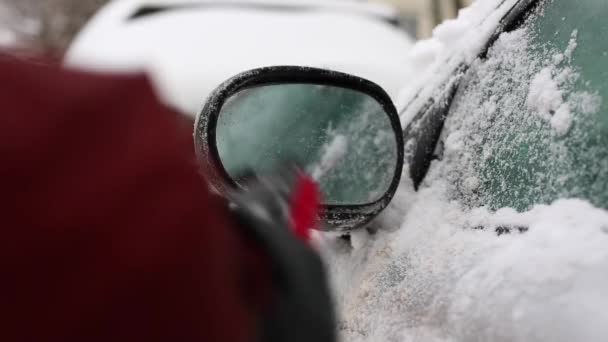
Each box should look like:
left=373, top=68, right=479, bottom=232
left=216, top=84, right=398, bottom=205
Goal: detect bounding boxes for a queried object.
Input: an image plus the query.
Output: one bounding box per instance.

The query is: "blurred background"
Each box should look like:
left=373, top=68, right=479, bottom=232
left=0, top=0, right=108, bottom=53
left=372, top=0, right=473, bottom=37
left=0, top=0, right=473, bottom=54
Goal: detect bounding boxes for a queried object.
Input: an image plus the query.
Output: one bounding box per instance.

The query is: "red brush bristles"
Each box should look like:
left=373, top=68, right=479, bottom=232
left=289, top=173, right=321, bottom=243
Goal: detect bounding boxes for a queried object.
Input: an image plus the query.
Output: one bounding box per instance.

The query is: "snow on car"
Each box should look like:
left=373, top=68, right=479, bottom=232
left=318, top=0, right=608, bottom=341
left=65, top=0, right=413, bottom=117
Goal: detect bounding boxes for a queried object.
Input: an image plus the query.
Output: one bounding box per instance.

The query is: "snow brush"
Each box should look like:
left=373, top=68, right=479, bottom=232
left=227, top=164, right=335, bottom=342
left=228, top=163, right=321, bottom=243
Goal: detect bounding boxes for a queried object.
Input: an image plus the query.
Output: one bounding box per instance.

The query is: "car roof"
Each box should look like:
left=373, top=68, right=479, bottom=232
left=65, top=0, right=413, bottom=116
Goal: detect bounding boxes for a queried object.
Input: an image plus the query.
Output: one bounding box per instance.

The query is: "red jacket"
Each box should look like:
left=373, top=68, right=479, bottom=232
left=0, top=57, right=271, bottom=342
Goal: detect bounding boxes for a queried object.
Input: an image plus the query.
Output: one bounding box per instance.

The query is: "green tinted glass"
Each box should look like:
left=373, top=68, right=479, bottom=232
left=440, top=0, right=608, bottom=211
left=216, top=84, right=397, bottom=205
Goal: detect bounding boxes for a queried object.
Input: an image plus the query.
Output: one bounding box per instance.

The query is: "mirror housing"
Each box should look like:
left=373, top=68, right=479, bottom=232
left=195, top=66, right=403, bottom=231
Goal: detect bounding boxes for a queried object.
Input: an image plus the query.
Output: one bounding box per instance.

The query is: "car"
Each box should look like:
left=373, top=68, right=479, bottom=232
left=194, top=0, right=608, bottom=340
left=65, top=0, right=414, bottom=117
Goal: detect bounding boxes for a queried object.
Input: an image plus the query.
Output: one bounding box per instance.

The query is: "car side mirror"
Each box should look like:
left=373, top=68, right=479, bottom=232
left=194, top=66, right=403, bottom=231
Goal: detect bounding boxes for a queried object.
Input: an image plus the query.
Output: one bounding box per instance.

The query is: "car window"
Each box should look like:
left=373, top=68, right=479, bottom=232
left=435, top=0, right=607, bottom=211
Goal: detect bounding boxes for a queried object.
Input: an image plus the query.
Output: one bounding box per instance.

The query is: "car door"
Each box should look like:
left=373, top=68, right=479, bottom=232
left=405, top=0, right=607, bottom=215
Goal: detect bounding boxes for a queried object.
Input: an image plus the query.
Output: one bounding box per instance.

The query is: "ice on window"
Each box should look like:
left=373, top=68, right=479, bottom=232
left=437, top=21, right=604, bottom=211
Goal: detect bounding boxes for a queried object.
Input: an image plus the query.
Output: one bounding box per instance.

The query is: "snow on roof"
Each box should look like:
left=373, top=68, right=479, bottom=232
left=65, top=0, right=412, bottom=116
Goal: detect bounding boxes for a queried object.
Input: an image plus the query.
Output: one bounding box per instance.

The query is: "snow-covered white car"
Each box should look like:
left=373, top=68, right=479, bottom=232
left=65, top=0, right=414, bottom=117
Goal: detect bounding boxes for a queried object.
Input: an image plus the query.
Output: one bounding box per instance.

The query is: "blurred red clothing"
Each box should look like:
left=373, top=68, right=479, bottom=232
left=0, top=57, right=271, bottom=342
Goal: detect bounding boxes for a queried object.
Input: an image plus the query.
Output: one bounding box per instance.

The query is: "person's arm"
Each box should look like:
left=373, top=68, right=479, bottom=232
left=0, top=58, right=271, bottom=342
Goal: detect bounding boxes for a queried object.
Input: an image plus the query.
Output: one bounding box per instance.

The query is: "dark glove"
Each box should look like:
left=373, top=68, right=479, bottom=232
left=227, top=164, right=336, bottom=342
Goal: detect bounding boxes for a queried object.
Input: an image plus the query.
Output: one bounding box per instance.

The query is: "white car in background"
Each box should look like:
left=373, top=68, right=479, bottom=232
left=65, top=0, right=413, bottom=117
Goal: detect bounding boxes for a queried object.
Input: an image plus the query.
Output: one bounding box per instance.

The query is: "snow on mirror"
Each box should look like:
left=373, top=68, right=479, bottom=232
left=216, top=84, right=398, bottom=205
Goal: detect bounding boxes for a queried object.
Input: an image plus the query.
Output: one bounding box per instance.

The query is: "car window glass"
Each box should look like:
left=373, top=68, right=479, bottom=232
left=435, top=0, right=607, bottom=211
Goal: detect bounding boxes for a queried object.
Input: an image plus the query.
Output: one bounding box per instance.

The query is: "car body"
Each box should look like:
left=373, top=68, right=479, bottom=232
left=65, top=0, right=414, bottom=117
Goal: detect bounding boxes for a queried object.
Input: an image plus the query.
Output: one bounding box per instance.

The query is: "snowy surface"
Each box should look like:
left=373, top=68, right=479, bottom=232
left=395, top=0, right=521, bottom=121
left=65, top=0, right=413, bottom=116
left=315, top=0, right=608, bottom=341
left=317, top=179, right=608, bottom=342
left=527, top=66, right=573, bottom=135
left=310, top=134, right=348, bottom=181
left=525, top=29, right=581, bottom=136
